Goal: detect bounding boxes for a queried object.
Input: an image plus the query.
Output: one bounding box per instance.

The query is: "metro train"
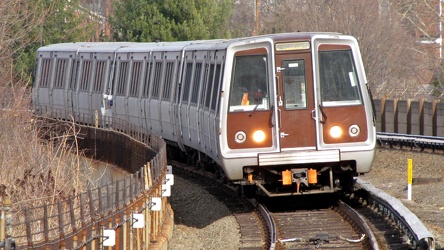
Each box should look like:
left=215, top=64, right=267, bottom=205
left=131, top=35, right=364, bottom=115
left=32, top=32, right=376, bottom=197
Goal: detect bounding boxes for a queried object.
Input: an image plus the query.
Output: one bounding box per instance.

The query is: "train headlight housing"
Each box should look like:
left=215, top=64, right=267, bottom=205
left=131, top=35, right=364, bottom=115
left=252, top=130, right=266, bottom=143
left=348, top=125, right=360, bottom=137
left=235, top=131, right=247, bottom=143
left=329, top=126, right=342, bottom=138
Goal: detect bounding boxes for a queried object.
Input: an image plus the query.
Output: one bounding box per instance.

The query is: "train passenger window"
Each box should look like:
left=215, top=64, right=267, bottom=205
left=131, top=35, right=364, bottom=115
left=283, top=60, right=307, bottom=109
left=93, top=61, right=106, bottom=93
left=211, top=64, right=223, bottom=112
left=229, top=55, right=269, bottom=112
left=151, top=62, right=163, bottom=99
left=38, top=59, right=52, bottom=88
left=116, top=61, right=128, bottom=96
left=162, top=62, right=175, bottom=100
left=68, top=60, right=78, bottom=90
left=319, top=50, right=362, bottom=106
left=182, top=62, right=193, bottom=103
left=204, top=64, right=215, bottom=108
left=54, top=59, right=67, bottom=89
left=190, top=63, right=203, bottom=105
left=80, top=60, right=92, bottom=91
left=129, top=62, right=142, bottom=97
left=142, top=62, right=153, bottom=97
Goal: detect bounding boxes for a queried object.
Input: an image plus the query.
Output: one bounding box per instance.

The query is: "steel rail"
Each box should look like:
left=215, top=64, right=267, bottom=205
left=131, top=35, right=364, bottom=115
left=377, top=132, right=444, bottom=150
left=257, top=203, right=277, bottom=250
left=337, top=200, right=379, bottom=249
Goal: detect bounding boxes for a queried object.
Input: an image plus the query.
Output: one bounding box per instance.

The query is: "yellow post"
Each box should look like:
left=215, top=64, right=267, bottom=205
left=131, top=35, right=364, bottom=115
left=95, top=110, right=99, bottom=128
left=408, top=159, right=413, bottom=200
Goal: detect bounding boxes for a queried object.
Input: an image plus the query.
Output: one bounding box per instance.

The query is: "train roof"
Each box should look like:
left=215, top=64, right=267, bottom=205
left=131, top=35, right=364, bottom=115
left=36, top=32, right=348, bottom=54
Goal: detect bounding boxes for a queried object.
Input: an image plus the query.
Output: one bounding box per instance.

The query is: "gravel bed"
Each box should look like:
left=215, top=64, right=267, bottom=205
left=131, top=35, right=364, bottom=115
left=168, top=176, right=240, bottom=250
left=168, top=148, right=444, bottom=249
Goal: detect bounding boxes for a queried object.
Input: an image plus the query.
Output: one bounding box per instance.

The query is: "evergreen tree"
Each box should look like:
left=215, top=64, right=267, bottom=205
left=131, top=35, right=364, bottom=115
left=110, top=0, right=233, bottom=42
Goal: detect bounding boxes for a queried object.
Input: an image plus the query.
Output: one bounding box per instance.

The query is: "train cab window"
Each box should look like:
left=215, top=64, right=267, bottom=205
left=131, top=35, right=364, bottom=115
left=319, top=50, right=362, bottom=106
left=282, top=59, right=307, bottom=109
left=229, top=54, right=269, bottom=112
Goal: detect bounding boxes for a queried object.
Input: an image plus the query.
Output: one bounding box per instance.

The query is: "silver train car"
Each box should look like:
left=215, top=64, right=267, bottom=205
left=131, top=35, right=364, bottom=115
left=32, top=33, right=376, bottom=197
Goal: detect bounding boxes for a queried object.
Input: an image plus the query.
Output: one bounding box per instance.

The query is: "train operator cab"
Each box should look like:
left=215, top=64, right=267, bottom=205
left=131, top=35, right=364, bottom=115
left=220, top=34, right=376, bottom=197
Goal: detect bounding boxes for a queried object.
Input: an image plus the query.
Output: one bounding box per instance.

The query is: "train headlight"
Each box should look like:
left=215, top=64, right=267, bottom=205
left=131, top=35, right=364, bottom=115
left=348, top=125, right=360, bottom=137
left=252, top=130, right=266, bottom=143
left=329, top=126, right=342, bottom=138
left=235, top=131, right=247, bottom=143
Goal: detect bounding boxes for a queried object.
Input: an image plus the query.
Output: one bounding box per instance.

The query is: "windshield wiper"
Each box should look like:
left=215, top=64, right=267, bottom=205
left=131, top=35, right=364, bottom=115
left=249, top=103, right=260, bottom=117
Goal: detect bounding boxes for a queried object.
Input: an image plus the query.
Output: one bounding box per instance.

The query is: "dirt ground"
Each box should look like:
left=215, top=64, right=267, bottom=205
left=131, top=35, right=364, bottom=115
left=360, top=147, right=444, bottom=249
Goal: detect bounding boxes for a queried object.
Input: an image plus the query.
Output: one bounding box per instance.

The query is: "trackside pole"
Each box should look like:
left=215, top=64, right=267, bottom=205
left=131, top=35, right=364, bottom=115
left=407, top=159, right=413, bottom=200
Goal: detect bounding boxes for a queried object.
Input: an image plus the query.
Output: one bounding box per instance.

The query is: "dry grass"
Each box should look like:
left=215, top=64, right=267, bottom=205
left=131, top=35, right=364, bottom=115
left=0, top=88, right=95, bottom=211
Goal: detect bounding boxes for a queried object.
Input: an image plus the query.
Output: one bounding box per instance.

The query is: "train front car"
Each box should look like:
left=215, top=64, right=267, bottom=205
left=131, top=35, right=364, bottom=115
left=219, top=33, right=376, bottom=197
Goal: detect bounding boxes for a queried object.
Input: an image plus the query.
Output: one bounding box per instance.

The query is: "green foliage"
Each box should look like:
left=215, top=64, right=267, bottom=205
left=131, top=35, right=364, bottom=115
left=110, top=0, right=233, bottom=42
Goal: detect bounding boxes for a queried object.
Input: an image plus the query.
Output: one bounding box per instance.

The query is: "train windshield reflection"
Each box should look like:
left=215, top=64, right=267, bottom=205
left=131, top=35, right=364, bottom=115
left=319, top=50, right=362, bottom=106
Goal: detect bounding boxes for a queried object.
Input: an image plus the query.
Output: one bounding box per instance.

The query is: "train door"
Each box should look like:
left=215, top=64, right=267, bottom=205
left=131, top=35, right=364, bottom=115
left=275, top=53, right=316, bottom=149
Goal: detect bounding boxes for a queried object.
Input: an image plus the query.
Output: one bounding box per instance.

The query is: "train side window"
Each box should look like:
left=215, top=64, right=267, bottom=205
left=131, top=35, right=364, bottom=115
left=54, top=59, right=67, bottom=89
left=116, top=61, right=128, bottom=96
left=129, top=61, right=142, bottom=97
left=182, top=62, right=193, bottom=103
left=190, top=62, right=203, bottom=105
left=319, top=50, right=362, bottom=106
left=38, top=59, right=52, bottom=88
left=229, top=54, right=269, bottom=112
left=80, top=60, right=92, bottom=91
left=162, top=62, right=175, bottom=100
left=142, top=62, right=153, bottom=97
left=69, top=60, right=78, bottom=90
left=211, top=64, right=223, bottom=112
left=204, top=64, right=215, bottom=109
left=93, top=61, right=106, bottom=93
left=283, top=59, right=307, bottom=109
left=151, top=61, right=163, bottom=99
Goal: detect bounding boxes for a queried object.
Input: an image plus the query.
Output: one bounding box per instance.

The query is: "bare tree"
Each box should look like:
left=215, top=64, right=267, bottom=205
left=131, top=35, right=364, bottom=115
left=0, top=0, right=49, bottom=86
left=260, top=0, right=435, bottom=100
left=391, top=0, right=444, bottom=99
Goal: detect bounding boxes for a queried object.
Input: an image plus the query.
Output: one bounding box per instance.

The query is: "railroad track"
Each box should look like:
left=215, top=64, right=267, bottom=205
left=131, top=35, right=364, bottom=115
left=268, top=201, right=373, bottom=249
left=377, top=132, right=444, bottom=151
left=169, top=159, right=435, bottom=250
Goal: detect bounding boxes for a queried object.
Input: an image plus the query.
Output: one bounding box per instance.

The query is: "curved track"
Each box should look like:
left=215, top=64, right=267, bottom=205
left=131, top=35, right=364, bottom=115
left=169, top=159, right=431, bottom=250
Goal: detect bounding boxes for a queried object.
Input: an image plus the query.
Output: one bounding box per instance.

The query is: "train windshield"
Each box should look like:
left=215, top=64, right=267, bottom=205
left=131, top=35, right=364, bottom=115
left=319, top=50, right=362, bottom=106
left=229, top=55, right=269, bottom=112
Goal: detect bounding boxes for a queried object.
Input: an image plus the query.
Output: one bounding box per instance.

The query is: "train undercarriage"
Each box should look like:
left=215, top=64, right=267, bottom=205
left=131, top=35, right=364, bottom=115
left=240, top=162, right=356, bottom=197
